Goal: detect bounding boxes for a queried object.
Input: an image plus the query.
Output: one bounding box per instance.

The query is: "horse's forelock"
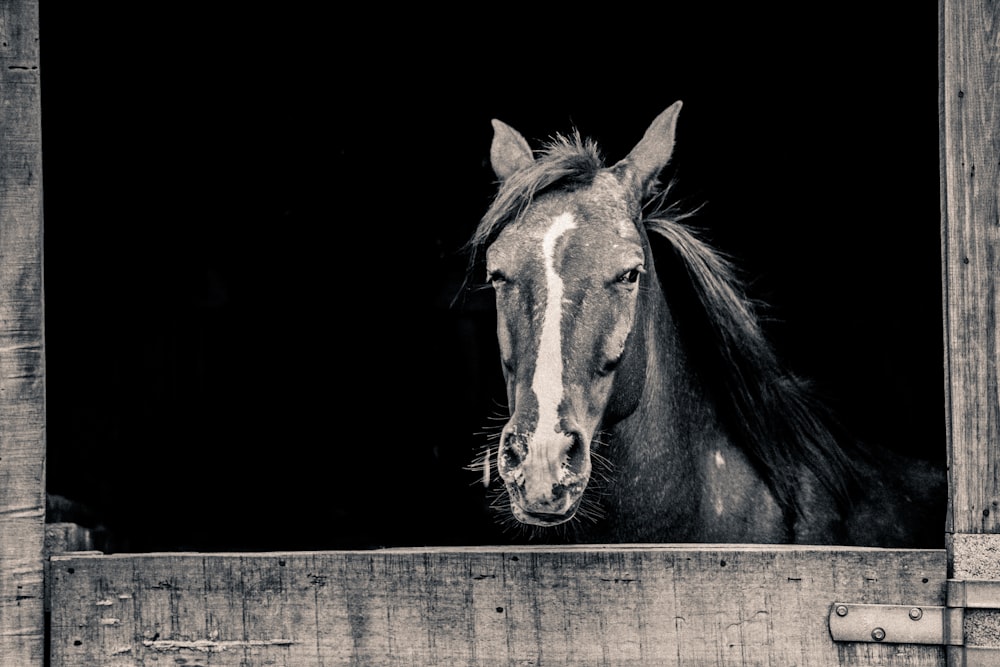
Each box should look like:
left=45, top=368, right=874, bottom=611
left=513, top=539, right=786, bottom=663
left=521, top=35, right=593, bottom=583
left=462, top=133, right=606, bottom=288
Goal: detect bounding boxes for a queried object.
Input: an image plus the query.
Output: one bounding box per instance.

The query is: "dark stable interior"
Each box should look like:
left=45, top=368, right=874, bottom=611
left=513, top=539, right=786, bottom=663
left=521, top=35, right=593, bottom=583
left=40, top=6, right=943, bottom=552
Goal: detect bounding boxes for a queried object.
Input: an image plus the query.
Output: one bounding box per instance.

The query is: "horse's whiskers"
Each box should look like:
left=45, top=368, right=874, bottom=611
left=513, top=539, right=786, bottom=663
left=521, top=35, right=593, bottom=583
left=466, top=412, right=508, bottom=488
left=574, top=496, right=607, bottom=524
left=466, top=441, right=500, bottom=488
left=489, top=494, right=512, bottom=513
left=481, top=445, right=491, bottom=487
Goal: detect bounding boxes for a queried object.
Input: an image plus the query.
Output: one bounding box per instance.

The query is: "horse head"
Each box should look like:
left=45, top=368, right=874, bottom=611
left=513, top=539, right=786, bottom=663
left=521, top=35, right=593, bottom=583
left=482, top=102, right=683, bottom=527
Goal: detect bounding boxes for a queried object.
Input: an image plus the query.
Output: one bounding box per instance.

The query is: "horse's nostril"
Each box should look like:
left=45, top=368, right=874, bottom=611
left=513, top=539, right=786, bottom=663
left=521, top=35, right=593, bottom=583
left=502, top=446, right=522, bottom=470
left=565, top=433, right=587, bottom=475
left=600, top=356, right=621, bottom=376
left=500, top=432, right=525, bottom=471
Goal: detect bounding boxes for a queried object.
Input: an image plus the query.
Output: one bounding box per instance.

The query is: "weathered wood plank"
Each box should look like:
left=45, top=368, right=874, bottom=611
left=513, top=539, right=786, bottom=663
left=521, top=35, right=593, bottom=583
left=0, top=2, right=46, bottom=666
left=940, top=0, right=1000, bottom=659
left=43, top=523, right=95, bottom=615
left=50, top=547, right=946, bottom=666
left=940, top=0, right=1000, bottom=537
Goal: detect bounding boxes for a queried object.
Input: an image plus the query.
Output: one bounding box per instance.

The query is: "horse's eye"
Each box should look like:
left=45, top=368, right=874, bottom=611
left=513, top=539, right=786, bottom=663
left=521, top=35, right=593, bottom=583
left=487, top=270, right=508, bottom=287
left=619, top=267, right=643, bottom=284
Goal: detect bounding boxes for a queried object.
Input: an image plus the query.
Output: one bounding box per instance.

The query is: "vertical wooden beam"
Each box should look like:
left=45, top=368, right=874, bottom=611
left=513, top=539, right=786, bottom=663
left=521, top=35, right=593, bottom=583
left=0, top=2, right=46, bottom=666
left=940, top=0, right=1000, bottom=540
left=940, top=0, right=1000, bottom=662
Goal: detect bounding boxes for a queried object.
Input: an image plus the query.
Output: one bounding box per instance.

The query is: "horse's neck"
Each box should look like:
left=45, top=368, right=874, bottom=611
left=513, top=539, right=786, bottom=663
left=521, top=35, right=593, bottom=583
left=604, top=288, right=787, bottom=543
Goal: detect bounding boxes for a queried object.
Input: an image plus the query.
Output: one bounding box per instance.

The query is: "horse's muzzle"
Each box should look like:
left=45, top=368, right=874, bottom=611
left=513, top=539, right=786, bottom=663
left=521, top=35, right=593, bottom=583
left=497, top=428, right=591, bottom=526
left=509, top=495, right=584, bottom=526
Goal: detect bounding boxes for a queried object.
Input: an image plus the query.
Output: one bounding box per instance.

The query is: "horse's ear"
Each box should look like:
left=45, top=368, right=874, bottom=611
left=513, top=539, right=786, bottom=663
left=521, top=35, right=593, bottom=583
left=614, top=101, right=683, bottom=194
left=490, top=119, right=534, bottom=181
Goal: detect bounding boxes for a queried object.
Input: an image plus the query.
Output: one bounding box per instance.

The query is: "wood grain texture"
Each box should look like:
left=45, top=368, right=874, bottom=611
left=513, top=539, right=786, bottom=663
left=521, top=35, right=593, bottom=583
left=0, top=1, right=46, bottom=666
left=940, top=0, right=1000, bottom=656
left=50, top=546, right=946, bottom=666
left=940, top=0, right=1000, bottom=536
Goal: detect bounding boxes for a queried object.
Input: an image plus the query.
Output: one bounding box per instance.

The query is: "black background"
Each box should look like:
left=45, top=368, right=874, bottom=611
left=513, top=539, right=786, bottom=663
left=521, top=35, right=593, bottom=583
left=40, top=5, right=943, bottom=551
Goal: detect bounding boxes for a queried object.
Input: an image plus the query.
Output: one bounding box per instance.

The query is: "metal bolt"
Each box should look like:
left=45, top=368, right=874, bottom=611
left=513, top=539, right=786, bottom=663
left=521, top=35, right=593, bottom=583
left=871, top=627, right=886, bottom=642
left=835, top=605, right=849, bottom=617
left=909, top=607, right=923, bottom=621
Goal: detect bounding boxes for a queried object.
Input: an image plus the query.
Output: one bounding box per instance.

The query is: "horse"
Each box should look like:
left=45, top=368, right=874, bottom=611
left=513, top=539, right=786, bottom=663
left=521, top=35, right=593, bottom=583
left=462, top=102, right=945, bottom=547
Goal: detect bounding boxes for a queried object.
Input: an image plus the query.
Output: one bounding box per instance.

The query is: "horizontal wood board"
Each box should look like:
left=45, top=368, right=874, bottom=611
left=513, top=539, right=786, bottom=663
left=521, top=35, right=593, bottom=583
left=50, top=546, right=946, bottom=666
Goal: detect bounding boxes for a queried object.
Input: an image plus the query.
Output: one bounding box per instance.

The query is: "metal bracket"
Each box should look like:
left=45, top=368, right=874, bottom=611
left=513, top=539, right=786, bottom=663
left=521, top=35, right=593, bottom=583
left=829, top=579, right=1000, bottom=665
left=947, top=579, right=1000, bottom=609
left=828, top=603, right=960, bottom=645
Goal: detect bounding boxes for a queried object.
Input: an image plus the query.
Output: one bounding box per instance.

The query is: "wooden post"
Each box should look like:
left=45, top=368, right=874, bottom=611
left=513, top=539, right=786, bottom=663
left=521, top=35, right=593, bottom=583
left=0, top=2, right=46, bottom=666
left=940, top=0, right=1000, bottom=662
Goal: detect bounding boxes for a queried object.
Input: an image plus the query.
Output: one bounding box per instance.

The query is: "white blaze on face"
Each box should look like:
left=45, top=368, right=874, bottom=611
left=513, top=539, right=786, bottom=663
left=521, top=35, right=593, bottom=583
left=532, top=211, right=577, bottom=443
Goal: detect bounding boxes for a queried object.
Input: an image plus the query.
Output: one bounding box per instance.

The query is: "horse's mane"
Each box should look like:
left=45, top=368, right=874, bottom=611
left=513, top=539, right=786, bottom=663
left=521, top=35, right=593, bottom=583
left=645, top=214, right=861, bottom=520
left=464, top=131, right=861, bottom=523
